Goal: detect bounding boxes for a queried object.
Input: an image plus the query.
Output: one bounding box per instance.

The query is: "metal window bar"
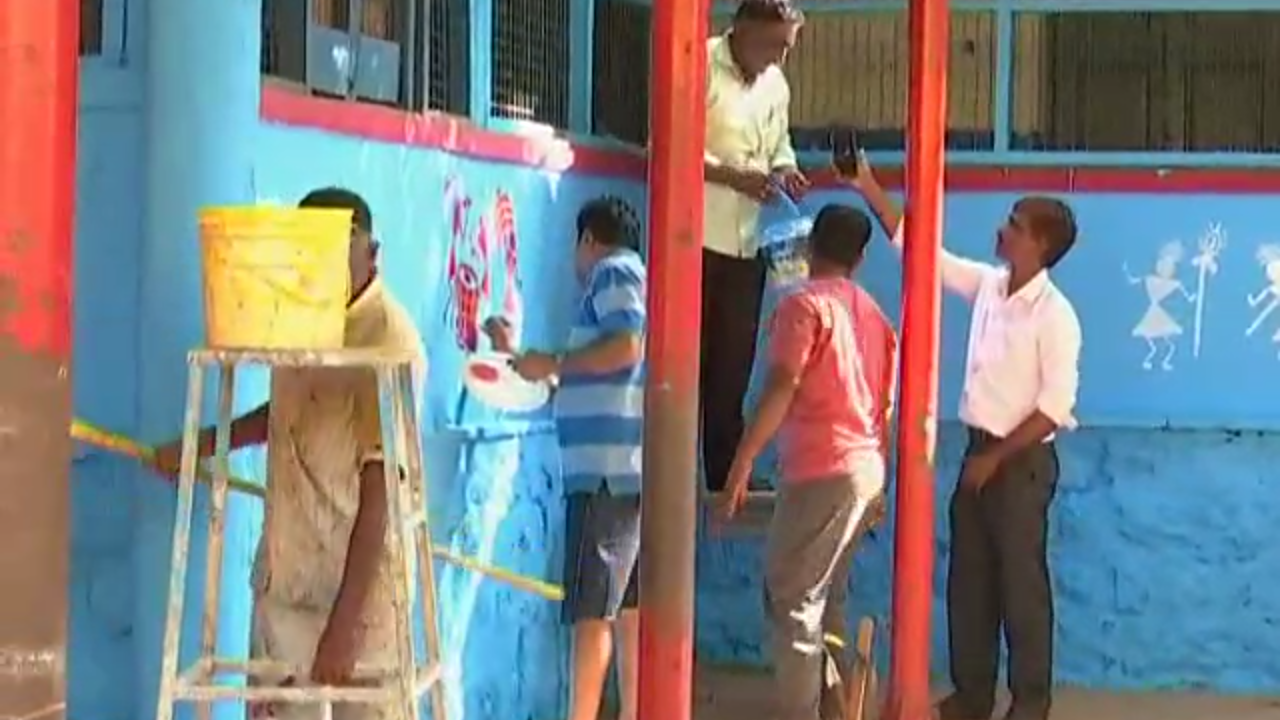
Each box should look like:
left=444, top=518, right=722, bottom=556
left=262, top=0, right=473, bottom=114
left=592, top=0, right=652, bottom=145
left=783, top=9, right=997, bottom=152
left=425, top=0, right=471, bottom=115
left=81, top=0, right=104, bottom=56
left=490, top=0, right=570, bottom=127
left=1010, top=10, right=1280, bottom=154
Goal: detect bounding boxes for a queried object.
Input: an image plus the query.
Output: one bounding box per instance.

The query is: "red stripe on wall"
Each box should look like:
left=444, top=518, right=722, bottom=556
left=261, top=86, right=1280, bottom=194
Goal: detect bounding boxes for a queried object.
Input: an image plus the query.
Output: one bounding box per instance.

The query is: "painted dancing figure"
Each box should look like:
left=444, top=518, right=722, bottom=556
left=1246, top=244, right=1280, bottom=357
left=1125, top=241, right=1194, bottom=371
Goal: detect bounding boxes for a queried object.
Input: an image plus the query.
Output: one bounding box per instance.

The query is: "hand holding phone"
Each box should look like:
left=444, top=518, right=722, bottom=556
left=830, top=128, right=873, bottom=190
left=832, top=128, right=859, bottom=177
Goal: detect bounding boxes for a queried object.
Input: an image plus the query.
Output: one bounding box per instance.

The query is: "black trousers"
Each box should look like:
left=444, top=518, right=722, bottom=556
left=945, top=427, right=1058, bottom=720
left=699, top=248, right=766, bottom=492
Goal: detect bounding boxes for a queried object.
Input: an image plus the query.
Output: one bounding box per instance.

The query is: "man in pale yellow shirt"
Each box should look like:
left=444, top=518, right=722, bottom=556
left=701, top=0, right=811, bottom=492
left=154, top=188, right=425, bottom=720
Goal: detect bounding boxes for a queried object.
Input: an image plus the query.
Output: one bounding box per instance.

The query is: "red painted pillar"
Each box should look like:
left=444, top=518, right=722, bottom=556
left=0, top=0, right=78, bottom=717
left=638, top=0, right=707, bottom=717
left=884, top=0, right=948, bottom=719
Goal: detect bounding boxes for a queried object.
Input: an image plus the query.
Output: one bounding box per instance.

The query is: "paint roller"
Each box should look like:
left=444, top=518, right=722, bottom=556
left=70, top=418, right=565, bottom=602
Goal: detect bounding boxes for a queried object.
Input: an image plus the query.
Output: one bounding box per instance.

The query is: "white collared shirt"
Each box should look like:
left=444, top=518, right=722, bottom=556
left=891, top=225, right=1082, bottom=438
left=703, top=35, right=797, bottom=259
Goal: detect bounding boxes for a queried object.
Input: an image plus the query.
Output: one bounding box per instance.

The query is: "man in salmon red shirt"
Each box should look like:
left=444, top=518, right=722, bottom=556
left=721, top=204, right=897, bottom=720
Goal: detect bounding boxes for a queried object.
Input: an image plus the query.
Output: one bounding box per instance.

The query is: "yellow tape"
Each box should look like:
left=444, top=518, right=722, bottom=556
left=71, top=418, right=565, bottom=602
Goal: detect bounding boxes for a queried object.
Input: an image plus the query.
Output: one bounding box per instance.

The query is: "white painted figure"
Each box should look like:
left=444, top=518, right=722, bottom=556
left=1189, top=223, right=1226, bottom=359
left=1126, top=240, right=1196, bottom=371
left=1245, top=244, right=1280, bottom=356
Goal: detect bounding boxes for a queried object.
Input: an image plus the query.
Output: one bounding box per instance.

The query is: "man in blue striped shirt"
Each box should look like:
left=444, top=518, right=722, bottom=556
left=493, top=197, right=646, bottom=720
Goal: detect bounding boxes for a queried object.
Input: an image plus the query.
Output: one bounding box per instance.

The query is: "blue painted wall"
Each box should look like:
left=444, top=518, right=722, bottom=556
left=65, top=5, right=1280, bottom=719
left=69, top=1, right=147, bottom=715
left=251, top=123, right=646, bottom=719
left=700, top=188, right=1280, bottom=692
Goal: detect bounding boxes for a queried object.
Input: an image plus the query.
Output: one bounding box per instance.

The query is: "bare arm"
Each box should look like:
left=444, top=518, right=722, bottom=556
left=189, top=402, right=270, bottom=456
left=733, top=365, right=799, bottom=468
left=732, top=295, right=810, bottom=469
left=327, top=462, right=389, bottom=633
left=705, top=158, right=739, bottom=188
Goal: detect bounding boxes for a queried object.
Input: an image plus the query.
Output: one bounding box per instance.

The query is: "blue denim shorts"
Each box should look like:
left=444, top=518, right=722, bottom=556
left=562, top=484, right=641, bottom=624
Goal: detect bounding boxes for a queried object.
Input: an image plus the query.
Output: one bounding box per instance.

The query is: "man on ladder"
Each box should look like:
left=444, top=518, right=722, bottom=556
left=154, top=187, right=426, bottom=720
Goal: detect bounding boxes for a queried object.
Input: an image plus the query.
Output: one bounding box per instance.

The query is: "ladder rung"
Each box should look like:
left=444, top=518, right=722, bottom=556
left=168, top=659, right=444, bottom=704
left=172, top=682, right=394, bottom=704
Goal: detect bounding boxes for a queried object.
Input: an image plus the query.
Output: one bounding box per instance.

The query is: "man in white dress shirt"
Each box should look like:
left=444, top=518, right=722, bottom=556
left=701, top=0, right=811, bottom=492
left=841, top=154, right=1082, bottom=720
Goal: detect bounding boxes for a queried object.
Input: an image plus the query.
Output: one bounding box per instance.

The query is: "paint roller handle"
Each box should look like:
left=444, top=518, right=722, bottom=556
left=149, top=437, right=197, bottom=479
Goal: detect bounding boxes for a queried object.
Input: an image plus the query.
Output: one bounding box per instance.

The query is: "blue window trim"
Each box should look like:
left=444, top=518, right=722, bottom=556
left=457, top=0, right=1280, bottom=167
left=553, top=0, right=1280, bottom=168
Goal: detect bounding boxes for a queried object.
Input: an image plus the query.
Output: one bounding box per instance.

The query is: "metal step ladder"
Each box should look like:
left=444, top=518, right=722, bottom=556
left=154, top=347, right=447, bottom=720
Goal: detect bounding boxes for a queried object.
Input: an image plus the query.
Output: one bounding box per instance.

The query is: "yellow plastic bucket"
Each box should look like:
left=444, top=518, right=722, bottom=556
left=199, top=206, right=353, bottom=349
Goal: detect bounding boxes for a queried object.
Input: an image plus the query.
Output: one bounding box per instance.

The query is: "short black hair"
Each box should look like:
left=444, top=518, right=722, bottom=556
left=1014, top=196, right=1076, bottom=268
left=734, top=0, right=804, bottom=24
left=809, top=204, right=872, bottom=271
left=299, top=186, right=373, bottom=234
left=577, top=197, right=635, bottom=250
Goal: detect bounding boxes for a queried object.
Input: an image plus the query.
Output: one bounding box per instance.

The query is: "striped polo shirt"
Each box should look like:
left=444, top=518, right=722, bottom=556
left=556, top=249, right=647, bottom=495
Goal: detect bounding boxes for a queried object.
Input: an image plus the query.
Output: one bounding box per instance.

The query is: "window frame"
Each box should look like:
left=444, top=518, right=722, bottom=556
left=260, top=0, right=469, bottom=114
left=260, top=0, right=1280, bottom=168
left=688, top=0, right=1280, bottom=169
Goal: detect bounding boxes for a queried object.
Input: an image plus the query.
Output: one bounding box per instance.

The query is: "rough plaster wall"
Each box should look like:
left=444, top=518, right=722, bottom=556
left=696, top=423, right=1280, bottom=692
left=70, top=71, right=146, bottom=718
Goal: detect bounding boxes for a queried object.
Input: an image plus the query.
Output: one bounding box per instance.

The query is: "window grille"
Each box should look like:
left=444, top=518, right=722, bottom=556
left=592, top=0, right=651, bottom=145
left=81, top=0, right=104, bottom=56
left=491, top=0, right=571, bottom=127
left=426, top=0, right=470, bottom=115
left=782, top=9, right=997, bottom=152
left=261, top=0, right=471, bottom=117
left=1011, top=10, right=1280, bottom=153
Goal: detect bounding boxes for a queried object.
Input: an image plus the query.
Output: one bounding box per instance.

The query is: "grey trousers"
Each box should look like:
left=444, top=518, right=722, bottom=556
left=765, top=456, right=886, bottom=720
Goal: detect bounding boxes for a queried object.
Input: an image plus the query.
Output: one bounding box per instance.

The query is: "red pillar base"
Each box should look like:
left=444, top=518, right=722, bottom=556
left=0, top=0, right=78, bottom=717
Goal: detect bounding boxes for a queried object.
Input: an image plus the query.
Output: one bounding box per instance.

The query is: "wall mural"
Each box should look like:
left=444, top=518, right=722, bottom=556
left=441, top=177, right=525, bottom=425
left=1246, top=243, right=1280, bottom=355
left=1122, top=224, right=1225, bottom=371
left=1117, top=224, right=1280, bottom=367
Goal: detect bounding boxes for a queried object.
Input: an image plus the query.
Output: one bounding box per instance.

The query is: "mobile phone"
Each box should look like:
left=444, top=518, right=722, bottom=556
left=831, top=128, right=860, bottom=177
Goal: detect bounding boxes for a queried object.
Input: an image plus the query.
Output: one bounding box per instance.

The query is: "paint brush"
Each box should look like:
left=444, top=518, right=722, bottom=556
left=70, top=418, right=566, bottom=602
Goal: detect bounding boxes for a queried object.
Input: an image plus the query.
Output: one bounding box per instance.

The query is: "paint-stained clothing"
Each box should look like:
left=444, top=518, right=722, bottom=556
left=251, top=277, right=424, bottom=720
left=555, top=249, right=647, bottom=495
